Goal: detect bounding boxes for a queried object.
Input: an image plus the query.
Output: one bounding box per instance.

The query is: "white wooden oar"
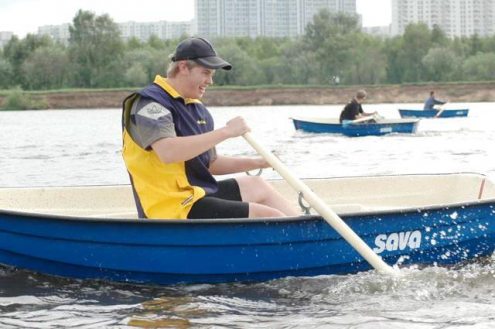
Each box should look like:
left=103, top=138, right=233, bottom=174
left=434, top=103, right=448, bottom=118
left=243, top=132, right=400, bottom=277
left=349, top=115, right=376, bottom=124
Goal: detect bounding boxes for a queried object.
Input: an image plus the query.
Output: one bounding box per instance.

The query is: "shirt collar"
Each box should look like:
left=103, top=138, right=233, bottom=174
left=153, top=75, right=201, bottom=104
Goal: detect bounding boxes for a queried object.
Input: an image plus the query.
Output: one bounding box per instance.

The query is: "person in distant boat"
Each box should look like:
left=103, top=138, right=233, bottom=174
left=423, top=91, right=447, bottom=110
left=339, top=90, right=377, bottom=123
left=121, top=37, right=299, bottom=220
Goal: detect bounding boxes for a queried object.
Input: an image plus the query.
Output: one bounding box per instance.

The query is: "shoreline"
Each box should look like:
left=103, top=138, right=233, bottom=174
left=1, top=82, right=494, bottom=110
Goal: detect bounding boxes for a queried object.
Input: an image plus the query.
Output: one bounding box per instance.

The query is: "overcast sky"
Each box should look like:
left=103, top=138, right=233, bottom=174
left=0, top=0, right=391, bottom=38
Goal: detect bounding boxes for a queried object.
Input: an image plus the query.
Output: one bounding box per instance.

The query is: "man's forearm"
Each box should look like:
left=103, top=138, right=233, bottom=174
left=151, top=129, right=230, bottom=164
left=209, top=156, right=264, bottom=175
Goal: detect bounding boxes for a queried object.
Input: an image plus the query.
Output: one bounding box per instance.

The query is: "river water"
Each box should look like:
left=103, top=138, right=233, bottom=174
left=0, top=103, right=494, bottom=328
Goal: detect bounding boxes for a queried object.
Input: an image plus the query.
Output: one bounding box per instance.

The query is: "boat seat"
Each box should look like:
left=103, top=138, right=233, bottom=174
left=87, top=211, right=139, bottom=219
left=323, top=203, right=403, bottom=215
left=327, top=203, right=367, bottom=214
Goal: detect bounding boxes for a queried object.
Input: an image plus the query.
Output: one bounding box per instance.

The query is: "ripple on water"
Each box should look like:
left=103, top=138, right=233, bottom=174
left=0, top=251, right=494, bottom=328
left=1, top=105, right=495, bottom=327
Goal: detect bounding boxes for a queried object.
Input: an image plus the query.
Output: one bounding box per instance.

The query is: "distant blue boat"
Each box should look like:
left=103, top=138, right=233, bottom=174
left=0, top=173, right=494, bottom=285
left=399, top=109, right=469, bottom=118
left=291, top=116, right=420, bottom=137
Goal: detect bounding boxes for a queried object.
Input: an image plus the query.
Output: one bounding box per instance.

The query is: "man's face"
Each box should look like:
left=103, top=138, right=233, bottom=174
left=182, top=64, right=215, bottom=99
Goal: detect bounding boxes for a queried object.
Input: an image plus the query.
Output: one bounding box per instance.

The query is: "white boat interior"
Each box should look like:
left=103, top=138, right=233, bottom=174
left=1, top=173, right=494, bottom=219
left=290, top=116, right=420, bottom=125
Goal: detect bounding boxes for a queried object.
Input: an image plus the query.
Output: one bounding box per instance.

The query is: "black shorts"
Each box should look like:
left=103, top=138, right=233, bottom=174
left=187, top=178, right=249, bottom=219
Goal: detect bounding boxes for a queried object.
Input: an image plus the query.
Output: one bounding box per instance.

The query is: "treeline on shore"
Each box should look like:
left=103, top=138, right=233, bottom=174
left=1, top=9, right=495, bottom=110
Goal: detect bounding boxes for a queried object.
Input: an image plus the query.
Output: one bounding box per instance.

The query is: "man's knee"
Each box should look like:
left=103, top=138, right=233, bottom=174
left=237, top=176, right=274, bottom=200
left=248, top=203, right=284, bottom=218
left=248, top=176, right=276, bottom=193
left=238, top=175, right=266, bottom=188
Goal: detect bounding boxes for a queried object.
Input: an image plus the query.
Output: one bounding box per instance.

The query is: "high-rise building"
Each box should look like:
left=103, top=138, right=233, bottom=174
left=195, top=0, right=358, bottom=39
left=362, top=26, right=391, bottom=39
left=38, top=24, right=71, bottom=45
left=0, top=31, right=14, bottom=48
left=392, top=0, right=495, bottom=38
left=119, top=21, right=194, bottom=42
left=37, top=20, right=194, bottom=44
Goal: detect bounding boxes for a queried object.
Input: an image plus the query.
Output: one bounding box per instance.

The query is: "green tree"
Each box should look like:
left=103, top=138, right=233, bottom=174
left=422, top=48, right=460, bottom=82
left=124, top=63, right=148, bottom=86
left=125, top=37, right=144, bottom=50
left=257, top=57, right=279, bottom=84
left=235, top=36, right=286, bottom=60
left=147, top=48, right=172, bottom=79
left=400, top=23, right=432, bottom=82
left=123, top=47, right=170, bottom=84
left=3, top=87, right=31, bottom=110
left=2, top=34, right=53, bottom=88
left=481, top=35, right=495, bottom=53
left=305, top=10, right=360, bottom=84
left=451, top=37, right=471, bottom=58
left=147, top=34, right=165, bottom=50
left=214, top=42, right=262, bottom=86
left=0, top=58, right=14, bottom=89
left=345, top=33, right=387, bottom=84
left=469, top=33, right=483, bottom=56
left=431, top=24, right=449, bottom=47
left=275, top=39, right=320, bottom=85
left=383, top=36, right=406, bottom=83
left=68, top=9, right=125, bottom=87
left=21, top=46, right=71, bottom=90
left=462, top=52, right=495, bottom=81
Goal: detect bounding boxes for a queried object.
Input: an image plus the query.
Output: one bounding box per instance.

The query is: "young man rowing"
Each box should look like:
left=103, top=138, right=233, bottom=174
left=122, top=37, right=299, bottom=219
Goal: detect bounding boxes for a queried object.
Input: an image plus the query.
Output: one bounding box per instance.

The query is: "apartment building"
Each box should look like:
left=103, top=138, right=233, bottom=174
left=392, top=0, right=495, bottom=38
left=195, top=0, right=358, bottom=38
left=118, top=21, right=194, bottom=41
left=362, top=26, right=391, bottom=39
left=37, top=20, right=194, bottom=44
left=38, top=24, right=71, bottom=44
left=0, top=31, right=14, bottom=48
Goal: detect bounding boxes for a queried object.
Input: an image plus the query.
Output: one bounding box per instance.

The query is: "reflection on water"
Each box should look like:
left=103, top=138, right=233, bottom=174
left=1, top=258, right=494, bottom=328
left=128, top=297, right=210, bottom=328
left=0, top=103, right=495, bottom=327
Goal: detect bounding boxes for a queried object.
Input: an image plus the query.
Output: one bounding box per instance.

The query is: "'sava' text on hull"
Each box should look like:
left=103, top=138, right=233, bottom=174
left=373, top=230, right=422, bottom=253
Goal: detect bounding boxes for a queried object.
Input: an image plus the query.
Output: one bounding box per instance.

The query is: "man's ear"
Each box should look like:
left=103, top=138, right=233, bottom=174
left=177, top=61, right=189, bottom=75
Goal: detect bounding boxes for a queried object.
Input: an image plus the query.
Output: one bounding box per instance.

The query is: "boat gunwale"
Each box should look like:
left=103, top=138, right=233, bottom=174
left=1, top=172, right=492, bottom=225
left=1, top=198, right=493, bottom=225
left=291, top=116, right=421, bottom=125
left=398, top=108, right=469, bottom=118
left=398, top=108, right=469, bottom=112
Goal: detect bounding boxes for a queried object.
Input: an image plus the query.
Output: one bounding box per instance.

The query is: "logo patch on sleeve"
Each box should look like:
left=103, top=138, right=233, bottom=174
left=138, top=103, right=171, bottom=120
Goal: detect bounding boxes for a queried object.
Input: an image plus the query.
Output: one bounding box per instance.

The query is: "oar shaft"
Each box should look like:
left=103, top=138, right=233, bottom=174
left=435, top=108, right=445, bottom=118
left=243, top=132, right=399, bottom=277
left=351, top=115, right=375, bottom=124
left=435, top=103, right=448, bottom=118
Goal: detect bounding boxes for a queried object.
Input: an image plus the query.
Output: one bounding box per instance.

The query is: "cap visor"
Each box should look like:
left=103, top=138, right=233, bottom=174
left=195, top=56, right=232, bottom=70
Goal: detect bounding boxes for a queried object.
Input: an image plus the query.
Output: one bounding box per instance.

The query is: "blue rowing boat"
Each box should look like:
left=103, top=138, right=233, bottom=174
left=291, top=116, right=420, bottom=137
left=0, top=173, right=493, bottom=285
left=399, top=109, right=469, bottom=118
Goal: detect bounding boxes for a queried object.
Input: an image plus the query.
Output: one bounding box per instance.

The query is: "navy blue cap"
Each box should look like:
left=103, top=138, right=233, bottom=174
left=171, top=37, right=232, bottom=70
